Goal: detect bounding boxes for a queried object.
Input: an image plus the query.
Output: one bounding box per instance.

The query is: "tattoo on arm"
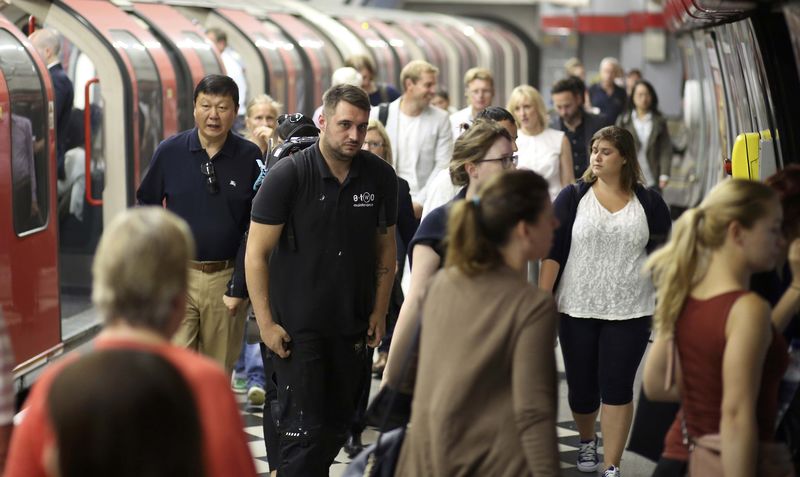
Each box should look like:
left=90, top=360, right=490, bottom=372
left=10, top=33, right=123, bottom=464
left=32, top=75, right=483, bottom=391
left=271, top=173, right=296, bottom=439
left=376, top=266, right=390, bottom=285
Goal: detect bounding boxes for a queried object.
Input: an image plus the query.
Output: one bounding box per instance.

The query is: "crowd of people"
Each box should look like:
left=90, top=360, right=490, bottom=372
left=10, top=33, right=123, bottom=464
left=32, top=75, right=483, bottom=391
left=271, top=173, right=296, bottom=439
left=2, top=40, right=800, bottom=477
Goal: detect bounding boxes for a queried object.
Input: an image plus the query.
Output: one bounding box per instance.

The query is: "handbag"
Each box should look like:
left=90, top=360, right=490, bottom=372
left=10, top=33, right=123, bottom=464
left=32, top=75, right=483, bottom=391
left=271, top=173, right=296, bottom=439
left=343, top=427, right=406, bottom=477
left=667, top=339, right=796, bottom=476
left=344, top=315, right=422, bottom=477
left=687, top=432, right=794, bottom=476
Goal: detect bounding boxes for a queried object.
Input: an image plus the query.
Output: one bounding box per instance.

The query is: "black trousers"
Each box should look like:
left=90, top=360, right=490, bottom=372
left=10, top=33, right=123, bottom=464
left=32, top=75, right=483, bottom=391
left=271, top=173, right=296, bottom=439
left=272, top=333, right=368, bottom=477
left=258, top=343, right=282, bottom=472
left=351, top=347, right=374, bottom=436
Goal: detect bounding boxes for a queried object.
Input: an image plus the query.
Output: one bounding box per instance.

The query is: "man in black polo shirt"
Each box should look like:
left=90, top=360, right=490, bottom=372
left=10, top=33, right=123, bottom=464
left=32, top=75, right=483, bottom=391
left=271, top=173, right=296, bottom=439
left=246, top=84, right=398, bottom=476
left=550, top=76, right=611, bottom=178
left=136, top=74, right=261, bottom=373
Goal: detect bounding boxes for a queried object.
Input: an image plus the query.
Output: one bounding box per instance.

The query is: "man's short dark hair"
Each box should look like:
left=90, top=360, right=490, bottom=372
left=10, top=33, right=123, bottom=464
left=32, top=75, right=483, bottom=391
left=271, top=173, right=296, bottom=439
left=206, top=27, right=227, bottom=45
left=476, top=106, right=515, bottom=124
left=193, top=74, right=238, bottom=109
left=322, top=84, right=370, bottom=117
left=551, top=76, right=585, bottom=97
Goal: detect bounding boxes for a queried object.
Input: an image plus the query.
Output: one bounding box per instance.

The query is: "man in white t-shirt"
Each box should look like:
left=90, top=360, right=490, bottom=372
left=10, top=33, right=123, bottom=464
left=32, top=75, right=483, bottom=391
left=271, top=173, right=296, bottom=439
left=450, top=67, right=494, bottom=139
left=371, top=60, right=452, bottom=218
left=207, top=28, right=247, bottom=121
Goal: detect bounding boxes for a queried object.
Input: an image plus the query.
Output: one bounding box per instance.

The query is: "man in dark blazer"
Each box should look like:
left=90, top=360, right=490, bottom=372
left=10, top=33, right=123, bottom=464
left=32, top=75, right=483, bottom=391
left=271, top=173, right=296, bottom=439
left=31, top=28, right=74, bottom=180
left=549, top=76, right=611, bottom=179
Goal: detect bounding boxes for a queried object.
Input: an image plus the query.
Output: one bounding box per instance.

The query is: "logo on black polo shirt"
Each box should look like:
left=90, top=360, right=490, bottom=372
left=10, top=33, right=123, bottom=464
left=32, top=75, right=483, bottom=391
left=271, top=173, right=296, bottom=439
left=353, top=191, right=375, bottom=208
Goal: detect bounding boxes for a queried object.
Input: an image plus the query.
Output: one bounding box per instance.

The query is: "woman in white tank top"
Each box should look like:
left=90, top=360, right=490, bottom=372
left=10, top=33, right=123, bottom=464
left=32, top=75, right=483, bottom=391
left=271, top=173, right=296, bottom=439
left=508, top=85, right=575, bottom=200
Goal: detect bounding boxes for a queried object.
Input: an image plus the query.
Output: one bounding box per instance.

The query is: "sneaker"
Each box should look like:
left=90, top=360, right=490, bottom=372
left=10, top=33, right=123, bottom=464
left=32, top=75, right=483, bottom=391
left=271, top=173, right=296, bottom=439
left=602, top=465, right=620, bottom=477
left=576, top=434, right=599, bottom=472
left=247, top=385, right=266, bottom=406
left=231, top=373, right=247, bottom=394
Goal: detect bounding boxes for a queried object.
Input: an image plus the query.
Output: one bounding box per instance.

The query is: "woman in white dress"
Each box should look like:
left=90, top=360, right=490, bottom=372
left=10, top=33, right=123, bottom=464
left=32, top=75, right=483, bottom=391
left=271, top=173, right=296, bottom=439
left=507, top=85, right=574, bottom=201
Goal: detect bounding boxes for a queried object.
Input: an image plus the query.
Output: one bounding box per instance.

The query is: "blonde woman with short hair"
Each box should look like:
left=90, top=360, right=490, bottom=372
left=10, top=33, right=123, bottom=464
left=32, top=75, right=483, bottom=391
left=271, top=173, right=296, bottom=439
left=243, top=94, right=281, bottom=155
left=508, top=85, right=574, bottom=200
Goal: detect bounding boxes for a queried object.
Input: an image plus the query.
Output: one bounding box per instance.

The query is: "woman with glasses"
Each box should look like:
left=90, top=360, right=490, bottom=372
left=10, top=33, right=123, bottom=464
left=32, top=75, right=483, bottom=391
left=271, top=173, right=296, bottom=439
left=382, top=119, right=516, bottom=393
left=539, top=126, right=671, bottom=477
left=422, top=106, right=519, bottom=217
left=507, top=84, right=574, bottom=201
left=394, top=170, right=561, bottom=476
left=242, top=94, right=281, bottom=156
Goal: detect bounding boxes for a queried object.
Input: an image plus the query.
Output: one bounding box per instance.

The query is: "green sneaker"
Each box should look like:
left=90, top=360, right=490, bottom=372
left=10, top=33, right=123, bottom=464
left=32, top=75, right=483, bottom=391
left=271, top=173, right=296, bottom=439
left=231, top=373, right=247, bottom=394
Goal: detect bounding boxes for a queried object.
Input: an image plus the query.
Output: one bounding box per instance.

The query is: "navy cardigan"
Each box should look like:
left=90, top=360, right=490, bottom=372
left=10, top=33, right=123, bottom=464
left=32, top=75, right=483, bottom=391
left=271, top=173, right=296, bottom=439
left=547, top=180, right=672, bottom=291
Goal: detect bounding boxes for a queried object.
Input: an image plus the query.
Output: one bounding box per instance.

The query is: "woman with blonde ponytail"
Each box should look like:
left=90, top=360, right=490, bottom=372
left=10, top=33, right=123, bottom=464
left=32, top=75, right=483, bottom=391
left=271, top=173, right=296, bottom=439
left=643, top=179, right=789, bottom=477
left=394, top=170, right=561, bottom=476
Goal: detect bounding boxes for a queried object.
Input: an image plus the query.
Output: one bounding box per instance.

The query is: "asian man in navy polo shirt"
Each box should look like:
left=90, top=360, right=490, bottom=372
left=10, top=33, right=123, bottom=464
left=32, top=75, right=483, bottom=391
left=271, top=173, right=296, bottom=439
left=246, top=84, right=398, bottom=476
left=136, top=75, right=261, bottom=373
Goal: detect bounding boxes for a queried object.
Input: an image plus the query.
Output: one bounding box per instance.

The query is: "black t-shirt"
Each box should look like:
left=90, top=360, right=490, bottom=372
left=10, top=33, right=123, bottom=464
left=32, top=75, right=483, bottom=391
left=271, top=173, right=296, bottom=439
left=251, top=142, right=398, bottom=337
left=407, top=187, right=467, bottom=268
left=136, top=128, right=261, bottom=261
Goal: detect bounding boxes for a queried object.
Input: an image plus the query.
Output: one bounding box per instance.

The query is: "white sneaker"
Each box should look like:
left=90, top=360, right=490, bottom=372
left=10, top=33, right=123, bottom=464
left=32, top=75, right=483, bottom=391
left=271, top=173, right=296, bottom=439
left=576, top=434, right=599, bottom=472
left=602, top=465, right=620, bottom=477
left=247, top=386, right=266, bottom=406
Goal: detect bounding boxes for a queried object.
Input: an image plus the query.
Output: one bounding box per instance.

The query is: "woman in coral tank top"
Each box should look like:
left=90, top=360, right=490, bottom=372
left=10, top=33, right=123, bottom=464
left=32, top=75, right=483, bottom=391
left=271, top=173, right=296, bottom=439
left=643, top=179, right=789, bottom=477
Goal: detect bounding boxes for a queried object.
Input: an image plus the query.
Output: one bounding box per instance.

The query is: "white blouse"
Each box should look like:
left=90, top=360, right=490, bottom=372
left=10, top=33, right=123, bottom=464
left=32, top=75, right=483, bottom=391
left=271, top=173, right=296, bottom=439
left=516, top=128, right=564, bottom=201
left=556, top=188, right=655, bottom=320
left=632, top=112, right=655, bottom=187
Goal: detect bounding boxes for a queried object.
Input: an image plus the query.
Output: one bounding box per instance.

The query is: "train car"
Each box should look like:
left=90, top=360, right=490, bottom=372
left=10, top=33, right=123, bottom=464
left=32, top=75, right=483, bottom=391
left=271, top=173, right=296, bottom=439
left=663, top=0, right=800, bottom=212
left=0, top=0, right=529, bottom=394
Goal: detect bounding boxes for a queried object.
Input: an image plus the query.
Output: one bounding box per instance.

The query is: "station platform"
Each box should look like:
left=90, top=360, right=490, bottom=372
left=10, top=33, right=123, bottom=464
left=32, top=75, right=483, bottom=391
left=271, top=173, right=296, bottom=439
left=237, top=345, right=659, bottom=476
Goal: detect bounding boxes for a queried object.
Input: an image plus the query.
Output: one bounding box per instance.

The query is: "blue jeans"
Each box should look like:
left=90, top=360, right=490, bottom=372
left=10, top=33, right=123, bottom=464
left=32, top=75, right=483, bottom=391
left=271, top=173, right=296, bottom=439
left=234, top=333, right=266, bottom=389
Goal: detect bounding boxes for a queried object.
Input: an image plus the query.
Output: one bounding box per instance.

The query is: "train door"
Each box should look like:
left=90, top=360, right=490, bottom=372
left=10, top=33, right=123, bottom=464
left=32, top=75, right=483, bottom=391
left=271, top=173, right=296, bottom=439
left=214, top=9, right=288, bottom=112
left=270, top=13, right=335, bottom=112
left=261, top=19, right=305, bottom=114
left=339, top=18, right=399, bottom=88
left=133, top=2, right=224, bottom=131
left=171, top=6, right=268, bottom=118
left=368, top=19, right=425, bottom=83
left=3, top=0, right=176, bottom=317
left=0, top=16, right=62, bottom=377
left=395, top=22, right=455, bottom=105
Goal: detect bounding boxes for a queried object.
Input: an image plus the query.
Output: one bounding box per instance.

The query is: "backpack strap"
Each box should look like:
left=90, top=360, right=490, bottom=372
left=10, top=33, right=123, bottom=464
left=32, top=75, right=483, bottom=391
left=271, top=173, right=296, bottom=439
left=378, top=102, right=389, bottom=127
left=286, top=153, right=306, bottom=252
left=379, top=83, right=389, bottom=104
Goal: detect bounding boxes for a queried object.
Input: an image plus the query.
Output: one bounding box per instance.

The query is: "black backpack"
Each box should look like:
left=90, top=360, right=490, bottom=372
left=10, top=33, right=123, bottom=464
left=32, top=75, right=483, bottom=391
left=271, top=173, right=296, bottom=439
left=266, top=136, right=318, bottom=172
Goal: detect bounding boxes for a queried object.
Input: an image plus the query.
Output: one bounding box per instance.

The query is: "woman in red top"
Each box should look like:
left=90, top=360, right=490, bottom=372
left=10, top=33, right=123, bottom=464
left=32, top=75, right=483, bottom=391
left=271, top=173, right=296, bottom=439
left=643, top=178, right=788, bottom=477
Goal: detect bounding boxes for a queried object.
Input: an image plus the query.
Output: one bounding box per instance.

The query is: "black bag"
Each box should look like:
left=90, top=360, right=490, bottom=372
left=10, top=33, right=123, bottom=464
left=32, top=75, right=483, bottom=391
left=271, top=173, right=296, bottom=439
left=344, top=313, right=421, bottom=477
left=343, top=427, right=406, bottom=477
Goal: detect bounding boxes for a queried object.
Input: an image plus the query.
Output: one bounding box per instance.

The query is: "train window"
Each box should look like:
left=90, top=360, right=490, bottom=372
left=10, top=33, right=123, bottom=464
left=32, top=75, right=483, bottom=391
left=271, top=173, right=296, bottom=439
left=181, top=31, right=223, bottom=76
left=786, top=5, right=800, bottom=81
left=369, top=20, right=419, bottom=86
left=705, top=33, right=730, bottom=163
left=269, top=14, right=333, bottom=111
left=339, top=19, right=397, bottom=88
left=262, top=21, right=305, bottom=114
left=0, top=29, right=49, bottom=235
left=715, top=28, right=753, bottom=138
left=731, top=20, right=782, bottom=167
left=110, top=30, right=162, bottom=176
left=252, top=32, right=287, bottom=112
